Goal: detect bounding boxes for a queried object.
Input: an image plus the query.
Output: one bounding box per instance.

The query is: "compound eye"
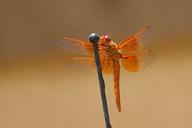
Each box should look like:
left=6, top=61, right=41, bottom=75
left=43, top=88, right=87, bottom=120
left=104, top=35, right=111, bottom=42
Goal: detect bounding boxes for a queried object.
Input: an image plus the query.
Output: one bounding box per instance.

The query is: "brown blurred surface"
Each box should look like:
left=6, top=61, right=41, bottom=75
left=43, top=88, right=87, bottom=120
left=1, top=0, right=192, bottom=128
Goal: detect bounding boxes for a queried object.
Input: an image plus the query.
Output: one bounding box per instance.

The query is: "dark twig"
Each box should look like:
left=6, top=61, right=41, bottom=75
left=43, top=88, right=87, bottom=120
left=88, top=33, right=112, bottom=128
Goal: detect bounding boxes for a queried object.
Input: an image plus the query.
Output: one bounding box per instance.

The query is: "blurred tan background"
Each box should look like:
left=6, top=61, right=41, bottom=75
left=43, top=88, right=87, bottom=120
left=1, top=0, right=192, bottom=128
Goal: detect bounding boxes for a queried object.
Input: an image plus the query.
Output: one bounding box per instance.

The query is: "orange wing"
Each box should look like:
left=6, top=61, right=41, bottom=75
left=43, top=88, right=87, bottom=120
left=121, top=49, right=155, bottom=72
left=57, top=37, right=95, bottom=68
left=57, top=37, right=94, bottom=55
left=121, top=54, right=139, bottom=72
left=118, top=26, right=151, bottom=52
left=118, top=26, right=155, bottom=72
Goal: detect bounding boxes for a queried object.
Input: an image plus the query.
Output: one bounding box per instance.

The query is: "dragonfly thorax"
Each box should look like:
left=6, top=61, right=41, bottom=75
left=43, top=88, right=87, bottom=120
left=98, top=40, right=120, bottom=61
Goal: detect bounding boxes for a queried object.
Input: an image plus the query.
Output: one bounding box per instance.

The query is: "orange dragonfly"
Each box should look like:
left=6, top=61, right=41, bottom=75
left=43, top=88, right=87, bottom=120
left=57, top=26, right=155, bottom=112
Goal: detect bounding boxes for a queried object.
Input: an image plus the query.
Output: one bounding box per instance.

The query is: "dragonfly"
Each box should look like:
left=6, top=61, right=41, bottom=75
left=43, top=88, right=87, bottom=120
left=57, top=26, right=155, bottom=112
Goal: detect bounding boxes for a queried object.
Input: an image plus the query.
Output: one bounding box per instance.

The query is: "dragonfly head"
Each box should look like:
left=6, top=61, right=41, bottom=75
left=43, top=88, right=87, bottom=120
left=99, top=35, right=111, bottom=46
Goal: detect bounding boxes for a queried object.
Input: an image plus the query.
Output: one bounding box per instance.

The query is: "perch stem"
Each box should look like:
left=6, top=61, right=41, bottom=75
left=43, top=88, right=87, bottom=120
left=90, top=34, right=112, bottom=128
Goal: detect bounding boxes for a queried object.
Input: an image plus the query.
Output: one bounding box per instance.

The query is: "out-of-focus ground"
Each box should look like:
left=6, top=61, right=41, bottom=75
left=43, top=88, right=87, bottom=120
left=1, top=0, right=192, bottom=128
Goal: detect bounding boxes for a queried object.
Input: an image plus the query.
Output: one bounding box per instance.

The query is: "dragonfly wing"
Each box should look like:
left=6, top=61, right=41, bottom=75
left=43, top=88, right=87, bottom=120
left=57, top=37, right=93, bottom=55
left=121, top=54, right=139, bottom=72
left=118, top=26, right=152, bottom=53
left=121, top=49, right=156, bottom=72
left=72, top=56, right=95, bottom=68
